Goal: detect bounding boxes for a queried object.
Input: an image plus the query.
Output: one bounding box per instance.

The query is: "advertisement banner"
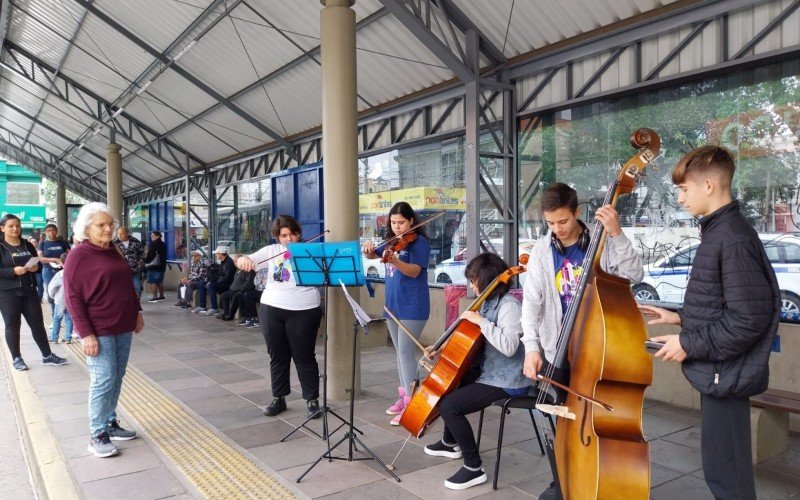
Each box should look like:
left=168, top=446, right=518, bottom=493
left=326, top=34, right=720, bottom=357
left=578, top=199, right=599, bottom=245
left=359, top=187, right=466, bottom=214
left=1, top=204, right=46, bottom=229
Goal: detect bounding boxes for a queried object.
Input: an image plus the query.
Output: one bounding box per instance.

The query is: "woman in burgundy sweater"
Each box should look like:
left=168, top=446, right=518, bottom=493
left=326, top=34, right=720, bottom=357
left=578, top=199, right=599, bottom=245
left=64, top=203, right=144, bottom=458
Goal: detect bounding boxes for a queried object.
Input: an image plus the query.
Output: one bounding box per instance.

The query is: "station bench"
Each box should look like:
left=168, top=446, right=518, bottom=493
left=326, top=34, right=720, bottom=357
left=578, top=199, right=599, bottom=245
left=750, top=389, right=800, bottom=463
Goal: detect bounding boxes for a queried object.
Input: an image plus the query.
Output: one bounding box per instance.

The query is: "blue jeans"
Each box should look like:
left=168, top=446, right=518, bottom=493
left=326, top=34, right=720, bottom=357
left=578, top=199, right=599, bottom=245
left=50, top=304, right=73, bottom=341
left=86, top=333, right=133, bottom=437
left=131, top=271, right=142, bottom=298
left=34, top=272, right=44, bottom=300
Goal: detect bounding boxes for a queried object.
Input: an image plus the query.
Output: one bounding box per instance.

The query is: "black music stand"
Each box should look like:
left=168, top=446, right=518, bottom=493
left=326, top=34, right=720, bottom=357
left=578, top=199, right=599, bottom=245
left=279, top=242, right=364, bottom=458
left=297, top=281, right=400, bottom=482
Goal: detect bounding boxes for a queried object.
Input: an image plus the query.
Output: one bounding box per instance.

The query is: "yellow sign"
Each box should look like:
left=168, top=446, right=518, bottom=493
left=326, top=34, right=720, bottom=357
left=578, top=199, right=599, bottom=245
left=359, top=187, right=466, bottom=214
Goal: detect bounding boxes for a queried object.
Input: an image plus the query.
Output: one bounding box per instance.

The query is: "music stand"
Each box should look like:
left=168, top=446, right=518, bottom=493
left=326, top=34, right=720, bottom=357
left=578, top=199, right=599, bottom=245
left=297, top=281, right=400, bottom=482
left=279, top=242, right=364, bottom=451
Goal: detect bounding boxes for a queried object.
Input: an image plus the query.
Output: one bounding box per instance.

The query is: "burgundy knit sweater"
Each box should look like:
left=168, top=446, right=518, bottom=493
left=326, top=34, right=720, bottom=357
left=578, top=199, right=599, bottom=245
left=64, top=240, right=141, bottom=338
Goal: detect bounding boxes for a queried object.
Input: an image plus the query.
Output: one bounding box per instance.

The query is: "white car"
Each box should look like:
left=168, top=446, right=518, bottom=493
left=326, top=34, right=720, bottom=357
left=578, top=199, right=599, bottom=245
left=632, top=234, right=800, bottom=313
left=363, top=256, right=385, bottom=279
left=433, top=239, right=537, bottom=285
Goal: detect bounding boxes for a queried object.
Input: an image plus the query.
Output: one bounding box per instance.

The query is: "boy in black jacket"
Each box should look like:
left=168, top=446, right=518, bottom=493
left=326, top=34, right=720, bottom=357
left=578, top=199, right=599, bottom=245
left=640, top=146, right=780, bottom=499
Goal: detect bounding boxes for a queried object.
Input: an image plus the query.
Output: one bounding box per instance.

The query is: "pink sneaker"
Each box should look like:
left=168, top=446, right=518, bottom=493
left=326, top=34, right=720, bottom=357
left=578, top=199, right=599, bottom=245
left=390, top=396, right=411, bottom=426
left=386, top=387, right=407, bottom=415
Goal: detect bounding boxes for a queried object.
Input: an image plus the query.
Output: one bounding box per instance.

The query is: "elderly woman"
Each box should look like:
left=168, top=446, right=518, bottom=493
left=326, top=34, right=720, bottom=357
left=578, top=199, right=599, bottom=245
left=0, top=214, right=69, bottom=371
left=64, top=203, right=144, bottom=458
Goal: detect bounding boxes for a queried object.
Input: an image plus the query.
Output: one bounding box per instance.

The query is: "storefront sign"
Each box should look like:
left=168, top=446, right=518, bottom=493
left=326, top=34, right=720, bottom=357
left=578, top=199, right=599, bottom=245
left=1, top=204, right=47, bottom=229
left=359, top=187, right=466, bottom=214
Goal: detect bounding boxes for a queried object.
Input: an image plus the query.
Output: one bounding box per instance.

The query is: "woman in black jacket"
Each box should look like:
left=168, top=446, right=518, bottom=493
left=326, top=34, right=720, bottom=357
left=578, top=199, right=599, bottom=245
left=144, top=231, right=167, bottom=302
left=0, top=214, right=68, bottom=371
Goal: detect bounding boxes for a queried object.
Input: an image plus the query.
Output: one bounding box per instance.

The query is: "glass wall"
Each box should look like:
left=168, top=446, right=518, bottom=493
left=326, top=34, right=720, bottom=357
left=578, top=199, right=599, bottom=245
left=358, top=141, right=467, bottom=282
left=216, top=179, right=272, bottom=256
left=519, top=58, right=800, bottom=315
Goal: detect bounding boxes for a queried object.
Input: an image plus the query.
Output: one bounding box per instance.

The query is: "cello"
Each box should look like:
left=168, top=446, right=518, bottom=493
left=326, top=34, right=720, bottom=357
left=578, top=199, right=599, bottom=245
left=399, top=258, right=527, bottom=437
left=536, top=128, right=660, bottom=499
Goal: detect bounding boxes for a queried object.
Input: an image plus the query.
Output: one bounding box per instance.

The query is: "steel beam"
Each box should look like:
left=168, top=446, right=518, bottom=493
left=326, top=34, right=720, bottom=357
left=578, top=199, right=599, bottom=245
left=3, top=42, right=204, bottom=172
left=379, top=0, right=475, bottom=83
left=72, top=0, right=298, bottom=159
left=507, top=0, right=762, bottom=80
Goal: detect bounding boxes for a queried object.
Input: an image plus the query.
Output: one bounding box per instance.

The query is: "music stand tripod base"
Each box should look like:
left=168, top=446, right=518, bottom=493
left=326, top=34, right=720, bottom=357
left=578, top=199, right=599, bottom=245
left=296, top=315, right=400, bottom=482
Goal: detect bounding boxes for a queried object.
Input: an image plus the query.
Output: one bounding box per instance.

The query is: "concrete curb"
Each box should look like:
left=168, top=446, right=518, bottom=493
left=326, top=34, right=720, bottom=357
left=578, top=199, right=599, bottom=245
left=0, top=348, right=80, bottom=500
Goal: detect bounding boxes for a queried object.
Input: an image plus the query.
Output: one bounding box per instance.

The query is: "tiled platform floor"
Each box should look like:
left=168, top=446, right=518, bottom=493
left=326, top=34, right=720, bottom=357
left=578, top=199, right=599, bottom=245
left=4, top=299, right=800, bottom=499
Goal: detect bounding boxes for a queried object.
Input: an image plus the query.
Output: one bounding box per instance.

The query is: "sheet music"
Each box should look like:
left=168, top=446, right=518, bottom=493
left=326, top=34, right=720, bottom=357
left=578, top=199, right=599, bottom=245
left=339, top=279, right=371, bottom=327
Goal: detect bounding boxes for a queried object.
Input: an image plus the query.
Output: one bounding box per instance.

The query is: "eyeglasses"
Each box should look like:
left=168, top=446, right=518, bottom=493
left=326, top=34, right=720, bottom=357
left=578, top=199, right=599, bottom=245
left=91, top=221, right=117, bottom=230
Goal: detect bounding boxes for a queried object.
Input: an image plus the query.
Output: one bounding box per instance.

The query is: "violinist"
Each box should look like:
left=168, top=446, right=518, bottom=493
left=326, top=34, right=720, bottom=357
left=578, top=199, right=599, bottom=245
left=236, top=215, right=323, bottom=420
left=423, top=252, right=530, bottom=490
left=361, top=201, right=431, bottom=426
left=519, top=183, right=643, bottom=499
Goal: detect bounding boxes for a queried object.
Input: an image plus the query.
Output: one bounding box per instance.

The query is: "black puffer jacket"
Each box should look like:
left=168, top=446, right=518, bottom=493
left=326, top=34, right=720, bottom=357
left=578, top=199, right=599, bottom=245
left=679, top=201, right=780, bottom=398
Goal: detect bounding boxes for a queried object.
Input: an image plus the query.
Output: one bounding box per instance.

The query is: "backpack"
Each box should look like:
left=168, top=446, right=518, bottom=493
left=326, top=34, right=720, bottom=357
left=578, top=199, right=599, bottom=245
left=206, top=263, right=221, bottom=283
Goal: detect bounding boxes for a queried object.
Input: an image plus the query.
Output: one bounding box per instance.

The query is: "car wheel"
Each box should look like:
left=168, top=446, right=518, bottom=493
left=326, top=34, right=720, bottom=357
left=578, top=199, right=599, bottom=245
left=436, top=273, right=452, bottom=284
left=633, top=284, right=660, bottom=302
left=366, top=266, right=380, bottom=279
left=781, top=291, right=800, bottom=313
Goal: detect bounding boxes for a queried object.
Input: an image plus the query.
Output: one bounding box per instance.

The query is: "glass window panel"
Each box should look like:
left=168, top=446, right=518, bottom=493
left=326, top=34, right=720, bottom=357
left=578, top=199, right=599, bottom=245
left=518, top=58, right=800, bottom=315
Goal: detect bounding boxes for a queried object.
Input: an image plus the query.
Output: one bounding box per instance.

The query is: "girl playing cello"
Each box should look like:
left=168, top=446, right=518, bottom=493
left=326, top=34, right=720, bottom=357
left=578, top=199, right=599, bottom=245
left=423, top=252, right=530, bottom=490
left=362, top=201, right=431, bottom=425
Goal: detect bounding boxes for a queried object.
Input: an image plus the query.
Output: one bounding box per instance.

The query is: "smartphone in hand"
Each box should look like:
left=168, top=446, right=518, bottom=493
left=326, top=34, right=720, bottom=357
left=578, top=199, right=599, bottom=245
left=644, top=340, right=665, bottom=354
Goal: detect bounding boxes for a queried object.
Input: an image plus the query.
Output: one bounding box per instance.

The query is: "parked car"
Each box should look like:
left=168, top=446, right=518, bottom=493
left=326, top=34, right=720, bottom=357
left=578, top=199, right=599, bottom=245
left=434, top=239, right=537, bottom=285
left=363, top=255, right=385, bottom=279
left=632, top=234, right=800, bottom=313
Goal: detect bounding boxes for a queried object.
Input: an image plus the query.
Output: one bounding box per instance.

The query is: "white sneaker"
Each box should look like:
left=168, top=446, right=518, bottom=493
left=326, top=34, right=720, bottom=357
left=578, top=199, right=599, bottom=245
left=201, top=309, right=218, bottom=316
left=192, top=307, right=206, bottom=314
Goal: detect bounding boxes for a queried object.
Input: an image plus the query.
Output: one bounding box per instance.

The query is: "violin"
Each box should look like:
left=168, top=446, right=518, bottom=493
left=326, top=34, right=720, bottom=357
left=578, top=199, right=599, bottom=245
left=374, top=212, right=444, bottom=264
left=380, top=232, right=417, bottom=263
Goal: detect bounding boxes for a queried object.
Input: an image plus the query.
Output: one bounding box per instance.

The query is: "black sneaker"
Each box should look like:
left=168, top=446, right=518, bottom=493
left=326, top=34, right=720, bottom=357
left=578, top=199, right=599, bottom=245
left=174, top=301, right=184, bottom=307
left=306, top=399, right=321, bottom=419
left=42, top=353, right=68, bottom=366
left=538, top=481, right=559, bottom=500
left=263, top=397, right=286, bottom=416
left=147, top=297, right=159, bottom=303
left=444, top=465, right=487, bottom=490
left=424, top=439, right=462, bottom=459
left=237, top=318, right=249, bottom=326
left=106, top=420, right=137, bottom=441
left=12, top=357, right=28, bottom=371
left=246, top=321, right=260, bottom=329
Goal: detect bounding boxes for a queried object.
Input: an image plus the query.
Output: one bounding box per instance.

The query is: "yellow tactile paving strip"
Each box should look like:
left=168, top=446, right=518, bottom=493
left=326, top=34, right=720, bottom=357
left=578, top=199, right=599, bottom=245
left=48, top=305, right=296, bottom=499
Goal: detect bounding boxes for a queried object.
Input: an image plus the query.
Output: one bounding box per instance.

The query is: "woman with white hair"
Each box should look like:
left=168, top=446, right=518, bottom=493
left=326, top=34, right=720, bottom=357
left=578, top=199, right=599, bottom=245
left=64, top=203, right=144, bottom=458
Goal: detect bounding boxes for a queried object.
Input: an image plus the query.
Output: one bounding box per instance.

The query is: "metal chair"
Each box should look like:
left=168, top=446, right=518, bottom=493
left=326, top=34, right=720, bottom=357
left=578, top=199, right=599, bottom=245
left=476, top=390, right=555, bottom=490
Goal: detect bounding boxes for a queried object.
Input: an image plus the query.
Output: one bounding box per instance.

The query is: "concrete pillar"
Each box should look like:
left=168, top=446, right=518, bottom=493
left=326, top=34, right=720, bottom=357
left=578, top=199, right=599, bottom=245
left=56, top=180, right=67, bottom=238
left=106, top=143, right=123, bottom=223
left=320, top=0, right=360, bottom=400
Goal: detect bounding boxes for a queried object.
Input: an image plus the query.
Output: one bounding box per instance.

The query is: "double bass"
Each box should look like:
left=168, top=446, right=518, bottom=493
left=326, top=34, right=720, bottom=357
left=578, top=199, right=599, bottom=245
left=399, top=259, right=527, bottom=437
left=537, top=128, right=660, bottom=499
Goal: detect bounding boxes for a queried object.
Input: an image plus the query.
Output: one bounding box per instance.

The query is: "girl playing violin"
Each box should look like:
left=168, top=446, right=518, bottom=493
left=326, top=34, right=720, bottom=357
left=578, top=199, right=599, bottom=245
left=361, top=201, right=431, bottom=426
left=236, top=215, right=323, bottom=420
left=423, top=252, right=530, bottom=490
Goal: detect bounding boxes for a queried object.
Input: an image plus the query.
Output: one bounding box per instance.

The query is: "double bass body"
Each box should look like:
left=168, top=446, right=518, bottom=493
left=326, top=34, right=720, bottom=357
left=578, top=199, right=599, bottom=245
left=550, top=128, right=659, bottom=499
left=555, top=270, right=653, bottom=499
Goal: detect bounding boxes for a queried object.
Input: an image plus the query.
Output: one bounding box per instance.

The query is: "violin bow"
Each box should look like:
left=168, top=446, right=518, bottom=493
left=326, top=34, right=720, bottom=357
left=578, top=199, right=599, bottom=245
left=382, top=211, right=446, bottom=249
left=537, top=374, right=614, bottom=412
left=256, top=229, right=330, bottom=265
left=383, top=306, right=427, bottom=355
